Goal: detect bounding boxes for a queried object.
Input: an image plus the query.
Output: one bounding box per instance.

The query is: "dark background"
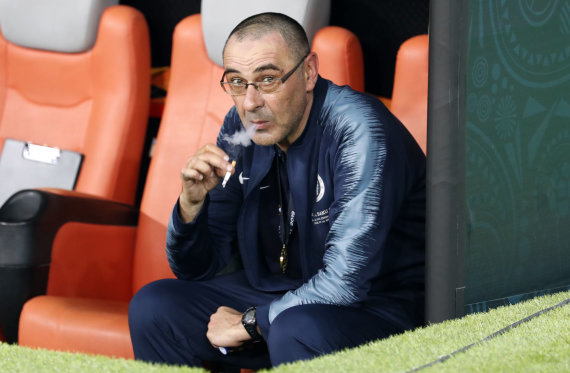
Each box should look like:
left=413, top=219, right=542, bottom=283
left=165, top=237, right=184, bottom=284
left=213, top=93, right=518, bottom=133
left=119, top=0, right=429, bottom=98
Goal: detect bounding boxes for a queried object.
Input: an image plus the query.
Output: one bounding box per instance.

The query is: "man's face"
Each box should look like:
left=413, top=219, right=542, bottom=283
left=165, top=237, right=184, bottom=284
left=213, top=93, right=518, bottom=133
left=222, top=32, right=314, bottom=151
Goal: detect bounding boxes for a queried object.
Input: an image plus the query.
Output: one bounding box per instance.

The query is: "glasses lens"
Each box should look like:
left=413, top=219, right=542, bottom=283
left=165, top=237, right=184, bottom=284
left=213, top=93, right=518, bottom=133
left=222, top=82, right=245, bottom=96
left=230, top=84, right=246, bottom=95
left=258, top=80, right=281, bottom=94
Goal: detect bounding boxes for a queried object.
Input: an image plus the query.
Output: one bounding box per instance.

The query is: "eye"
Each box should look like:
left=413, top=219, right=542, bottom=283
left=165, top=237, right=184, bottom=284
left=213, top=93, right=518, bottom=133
left=229, top=77, right=245, bottom=85
left=261, top=76, right=276, bottom=84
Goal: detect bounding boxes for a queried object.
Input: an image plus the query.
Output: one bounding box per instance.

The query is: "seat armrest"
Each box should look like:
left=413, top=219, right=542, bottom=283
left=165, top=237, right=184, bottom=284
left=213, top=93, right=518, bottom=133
left=0, top=188, right=137, bottom=264
left=0, top=188, right=137, bottom=343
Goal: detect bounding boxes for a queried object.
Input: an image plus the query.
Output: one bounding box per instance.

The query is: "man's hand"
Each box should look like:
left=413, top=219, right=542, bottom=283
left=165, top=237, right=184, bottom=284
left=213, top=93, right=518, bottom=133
left=179, top=144, right=234, bottom=223
left=207, top=306, right=251, bottom=349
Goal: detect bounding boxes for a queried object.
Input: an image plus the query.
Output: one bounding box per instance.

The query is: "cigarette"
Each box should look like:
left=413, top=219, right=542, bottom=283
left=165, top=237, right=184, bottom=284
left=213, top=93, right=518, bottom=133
left=222, top=160, right=236, bottom=188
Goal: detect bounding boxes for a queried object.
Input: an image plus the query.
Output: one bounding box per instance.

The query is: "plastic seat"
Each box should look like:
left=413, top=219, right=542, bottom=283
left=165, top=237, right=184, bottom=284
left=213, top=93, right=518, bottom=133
left=389, top=34, right=429, bottom=154
left=17, top=1, right=363, bottom=359
left=0, top=0, right=150, bottom=343
left=0, top=0, right=150, bottom=204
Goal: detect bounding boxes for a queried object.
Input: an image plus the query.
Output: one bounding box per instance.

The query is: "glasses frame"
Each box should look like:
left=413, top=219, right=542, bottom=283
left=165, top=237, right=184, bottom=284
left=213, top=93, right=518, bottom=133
left=220, top=53, right=309, bottom=96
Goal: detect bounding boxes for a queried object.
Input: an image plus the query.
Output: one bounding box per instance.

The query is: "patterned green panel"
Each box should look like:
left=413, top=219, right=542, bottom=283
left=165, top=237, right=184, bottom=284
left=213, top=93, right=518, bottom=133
left=465, top=0, right=570, bottom=311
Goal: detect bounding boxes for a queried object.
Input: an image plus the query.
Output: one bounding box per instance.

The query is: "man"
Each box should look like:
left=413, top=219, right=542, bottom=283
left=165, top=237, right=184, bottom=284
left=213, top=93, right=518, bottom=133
left=129, top=12, right=425, bottom=369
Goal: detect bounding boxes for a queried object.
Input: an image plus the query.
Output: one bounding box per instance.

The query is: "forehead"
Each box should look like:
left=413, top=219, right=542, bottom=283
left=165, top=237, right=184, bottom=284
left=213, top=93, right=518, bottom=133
left=223, top=31, right=291, bottom=72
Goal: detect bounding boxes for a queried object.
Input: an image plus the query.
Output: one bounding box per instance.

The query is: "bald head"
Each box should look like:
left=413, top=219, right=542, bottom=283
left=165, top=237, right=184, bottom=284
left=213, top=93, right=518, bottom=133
left=223, top=12, right=310, bottom=62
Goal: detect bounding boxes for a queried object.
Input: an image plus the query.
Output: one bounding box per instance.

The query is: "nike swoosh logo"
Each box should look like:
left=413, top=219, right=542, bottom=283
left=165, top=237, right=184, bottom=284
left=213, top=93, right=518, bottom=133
left=239, top=172, right=250, bottom=184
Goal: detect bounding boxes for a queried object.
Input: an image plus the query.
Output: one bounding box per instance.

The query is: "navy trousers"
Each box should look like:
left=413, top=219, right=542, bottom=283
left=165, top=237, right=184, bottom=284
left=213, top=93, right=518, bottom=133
left=128, top=271, right=399, bottom=369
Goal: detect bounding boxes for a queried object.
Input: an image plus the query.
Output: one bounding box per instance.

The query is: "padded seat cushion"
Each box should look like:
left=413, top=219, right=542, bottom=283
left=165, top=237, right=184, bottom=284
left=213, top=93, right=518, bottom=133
left=390, top=34, right=428, bottom=154
left=0, top=0, right=118, bottom=53
left=19, top=296, right=133, bottom=359
left=201, top=0, right=330, bottom=67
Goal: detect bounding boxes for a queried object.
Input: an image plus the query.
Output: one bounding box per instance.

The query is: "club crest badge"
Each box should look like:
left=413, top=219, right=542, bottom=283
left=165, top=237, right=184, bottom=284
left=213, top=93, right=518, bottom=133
left=316, top=174, right=325, bottom=202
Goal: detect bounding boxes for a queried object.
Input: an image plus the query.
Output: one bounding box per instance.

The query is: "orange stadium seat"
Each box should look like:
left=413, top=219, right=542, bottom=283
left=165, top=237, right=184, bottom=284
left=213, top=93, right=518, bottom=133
left=389, top=34, right=429, bottom=154
left=0, top=1, right=150, bottom=205
left=17, top=1, right=363, bottom=360
left=0, top=0, right=150, bottom=344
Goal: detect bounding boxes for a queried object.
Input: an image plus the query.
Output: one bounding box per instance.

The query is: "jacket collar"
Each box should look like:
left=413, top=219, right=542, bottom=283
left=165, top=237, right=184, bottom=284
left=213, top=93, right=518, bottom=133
left=243, top=76, right=328, bottom=197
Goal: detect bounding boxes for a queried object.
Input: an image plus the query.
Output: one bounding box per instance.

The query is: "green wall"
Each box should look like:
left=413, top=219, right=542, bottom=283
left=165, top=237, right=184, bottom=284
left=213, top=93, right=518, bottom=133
left=464, top=0, right=570, bottom=312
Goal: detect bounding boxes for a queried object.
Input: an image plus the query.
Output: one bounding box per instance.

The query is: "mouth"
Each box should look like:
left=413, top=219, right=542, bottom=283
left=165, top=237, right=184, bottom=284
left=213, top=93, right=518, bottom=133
left=249, top=121, right=269, bottom=131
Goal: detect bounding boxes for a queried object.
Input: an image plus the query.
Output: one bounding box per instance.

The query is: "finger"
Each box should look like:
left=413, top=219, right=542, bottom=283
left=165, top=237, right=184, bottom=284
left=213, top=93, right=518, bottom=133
left=185, top=153, right=232, bottom=180
left=200, top=143, right=230, bottom=161
left=195, top=151, right=234, bottom=178
left=181, top=167, right=204, bottom=182
left=183, top=158, right=218, bottom=181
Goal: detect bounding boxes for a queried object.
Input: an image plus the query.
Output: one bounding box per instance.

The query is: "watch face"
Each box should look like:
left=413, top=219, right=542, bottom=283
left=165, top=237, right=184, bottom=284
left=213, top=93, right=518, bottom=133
left=242, top=308, right=261, bottom=341
left=244, top=309, right=255, bottom=324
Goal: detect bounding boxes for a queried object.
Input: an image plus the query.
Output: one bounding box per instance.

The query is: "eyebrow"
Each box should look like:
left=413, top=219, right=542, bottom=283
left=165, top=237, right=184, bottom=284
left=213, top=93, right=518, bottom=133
left=224, top=63, right=282, bottom=76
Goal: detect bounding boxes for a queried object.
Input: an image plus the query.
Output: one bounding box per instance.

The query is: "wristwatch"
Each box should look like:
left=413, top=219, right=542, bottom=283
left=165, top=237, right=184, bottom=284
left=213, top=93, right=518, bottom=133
left=242, top=307, right=262, bottom=342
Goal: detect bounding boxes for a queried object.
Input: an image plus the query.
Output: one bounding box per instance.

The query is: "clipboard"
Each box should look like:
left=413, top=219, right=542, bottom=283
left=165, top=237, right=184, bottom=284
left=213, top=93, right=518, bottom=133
left=0, top=139, right=83, bottom=206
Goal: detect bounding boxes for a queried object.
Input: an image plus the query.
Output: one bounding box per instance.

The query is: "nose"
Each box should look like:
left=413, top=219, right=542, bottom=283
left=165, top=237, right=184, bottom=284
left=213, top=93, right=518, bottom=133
left=242, top=84, right=264, bottom=112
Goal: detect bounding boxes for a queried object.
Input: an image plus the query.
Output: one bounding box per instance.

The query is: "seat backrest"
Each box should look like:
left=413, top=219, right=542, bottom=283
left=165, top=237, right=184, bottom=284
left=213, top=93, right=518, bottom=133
left=389, top=34, right=429, bottom=154
left=201, top=0, right=330, bottom=67
left=0, top=0, right=150, bottom=204
left=131, top=2, right=364, bottom=293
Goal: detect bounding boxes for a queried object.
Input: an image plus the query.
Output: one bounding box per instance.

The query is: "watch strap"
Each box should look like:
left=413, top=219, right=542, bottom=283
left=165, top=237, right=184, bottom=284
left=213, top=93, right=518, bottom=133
left=242, top=307, right=262, bottom=341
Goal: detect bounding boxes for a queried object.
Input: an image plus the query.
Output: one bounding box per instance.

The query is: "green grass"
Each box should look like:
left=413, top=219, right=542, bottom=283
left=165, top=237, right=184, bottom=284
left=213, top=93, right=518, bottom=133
left=1, top=290, right=569, bottom=372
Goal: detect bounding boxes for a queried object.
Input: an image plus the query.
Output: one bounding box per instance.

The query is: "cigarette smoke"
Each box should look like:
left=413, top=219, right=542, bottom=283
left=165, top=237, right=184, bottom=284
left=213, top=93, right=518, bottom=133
left=221, top=124, right=258, bottom=159
left=222, top=124, right=257, bottom=147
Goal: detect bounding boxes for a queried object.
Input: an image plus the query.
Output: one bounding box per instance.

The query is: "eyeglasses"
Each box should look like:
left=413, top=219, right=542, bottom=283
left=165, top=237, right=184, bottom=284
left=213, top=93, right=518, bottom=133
left=220, top=53, right=309, bottom=96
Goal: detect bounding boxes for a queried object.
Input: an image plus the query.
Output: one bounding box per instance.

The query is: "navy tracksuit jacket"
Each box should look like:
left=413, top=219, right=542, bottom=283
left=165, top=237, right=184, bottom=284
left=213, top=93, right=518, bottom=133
left=166, top=76, right=426, bottom=338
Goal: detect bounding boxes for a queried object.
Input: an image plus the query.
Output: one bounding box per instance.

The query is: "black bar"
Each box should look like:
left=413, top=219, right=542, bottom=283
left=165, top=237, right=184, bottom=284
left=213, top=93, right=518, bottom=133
left=425, top=0, right=469, bottom=323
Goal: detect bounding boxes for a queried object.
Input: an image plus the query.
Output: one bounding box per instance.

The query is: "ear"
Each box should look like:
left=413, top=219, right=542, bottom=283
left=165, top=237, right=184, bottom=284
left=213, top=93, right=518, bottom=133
left=304, top=52, right=319, bottom=92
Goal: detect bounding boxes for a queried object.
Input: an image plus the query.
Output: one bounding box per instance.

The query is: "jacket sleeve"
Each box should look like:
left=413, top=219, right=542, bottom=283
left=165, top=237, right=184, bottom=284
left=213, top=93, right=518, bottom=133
left=165, top=110, right=244, bottom=280
left=258, top=96, right=425, bottom=326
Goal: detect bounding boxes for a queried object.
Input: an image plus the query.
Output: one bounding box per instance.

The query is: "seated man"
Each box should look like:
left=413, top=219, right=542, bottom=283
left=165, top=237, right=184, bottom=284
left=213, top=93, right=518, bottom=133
left=129, top=12, right=426, bottom=369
